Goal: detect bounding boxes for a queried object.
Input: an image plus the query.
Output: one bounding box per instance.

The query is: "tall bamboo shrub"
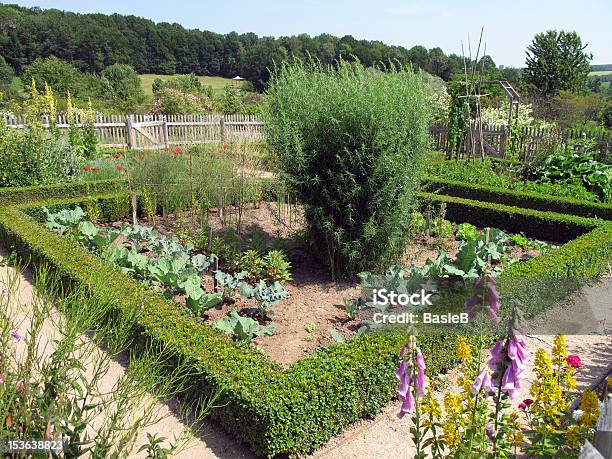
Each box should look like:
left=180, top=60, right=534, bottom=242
left=265, top=59, right=431, bottom=277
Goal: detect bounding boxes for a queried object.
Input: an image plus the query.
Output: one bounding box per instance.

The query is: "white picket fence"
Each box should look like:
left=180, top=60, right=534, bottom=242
left=3, top=113, right=265, bottom=149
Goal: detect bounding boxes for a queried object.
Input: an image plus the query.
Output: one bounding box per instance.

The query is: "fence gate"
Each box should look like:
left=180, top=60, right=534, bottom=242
left=126, top=115, right=168, bottom=150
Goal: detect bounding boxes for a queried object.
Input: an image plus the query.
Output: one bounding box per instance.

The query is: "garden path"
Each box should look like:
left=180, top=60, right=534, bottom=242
left=0, top=253, right=255, bottom=459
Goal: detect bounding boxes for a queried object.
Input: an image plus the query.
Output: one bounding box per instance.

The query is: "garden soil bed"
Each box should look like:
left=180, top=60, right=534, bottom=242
left=107, top=203, right=543, bottom=367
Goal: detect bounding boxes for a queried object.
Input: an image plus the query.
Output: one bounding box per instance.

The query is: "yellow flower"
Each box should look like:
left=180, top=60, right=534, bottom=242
left=423, top=395, right=442, bottom=419
left=566, top=424, right=581, bottom=449
left=510, top=431, right=525, bottom=447
left=534, top=349, right=553, bottom=377
left=444, top=393, right=461, bottom=415
left=552, top=335, right=567, bottom=359
left=443, top=424, right=460, bottom=450
left=579, top=391, right=601, bottom=427
left=455, top=336, right=471, bottom=362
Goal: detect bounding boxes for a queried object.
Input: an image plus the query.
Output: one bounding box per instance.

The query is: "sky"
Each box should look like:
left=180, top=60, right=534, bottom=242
left=10, top=0, right=612, bottom=67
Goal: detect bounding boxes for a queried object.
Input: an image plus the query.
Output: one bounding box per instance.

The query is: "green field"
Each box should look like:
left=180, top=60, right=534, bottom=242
left=589, top=70, right=612, bottom=76
left=138, top=74, right=241, bottom=96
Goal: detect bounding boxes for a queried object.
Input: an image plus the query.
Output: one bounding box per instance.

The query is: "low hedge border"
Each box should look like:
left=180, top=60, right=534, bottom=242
left=424, top=177, right=612, bottom=220
left=0, top=179, right=125, bottom=207
left=0, top=188, right=610, bottom=456
left=0, top=193, right=459, bottom=457
left=420, top=191, right=603, bottom=243
left=421, top=192, right=612, bottom=321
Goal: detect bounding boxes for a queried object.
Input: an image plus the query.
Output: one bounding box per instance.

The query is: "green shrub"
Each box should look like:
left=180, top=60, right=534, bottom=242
left=0, top=123, right=84, bottom=188
left=425, top=177, right=612, bottom=220
left=265, top=59, right=431, bottom=276
left=425, top=158, right=598, bottom=202
left=0, top=179, right=124, bottom=207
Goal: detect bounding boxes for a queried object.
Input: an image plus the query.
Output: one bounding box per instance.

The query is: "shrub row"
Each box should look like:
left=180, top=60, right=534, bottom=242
left=420, top=191, right=600, bottom=243
left=0, top=179, right=125, bottom=207
left=0, top=193, right=459, bottom=457
left=425, top=177, right=612, bottom=220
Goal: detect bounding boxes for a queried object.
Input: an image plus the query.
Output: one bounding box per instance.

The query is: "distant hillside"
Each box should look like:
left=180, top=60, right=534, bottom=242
left=591, top=64, right=612, bottom=72
left=0, top=2, right=472, bottom=89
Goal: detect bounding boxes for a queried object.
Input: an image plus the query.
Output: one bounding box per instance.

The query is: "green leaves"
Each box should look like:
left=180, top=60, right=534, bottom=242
left=216, top=309, right=275, bottom=342
left=266, top=59, right=430, bottom=276
left=44, top=205, right=86, bottom=233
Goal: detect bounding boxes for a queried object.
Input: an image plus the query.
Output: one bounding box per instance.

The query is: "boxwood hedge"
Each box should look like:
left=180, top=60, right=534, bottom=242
left=0, top=182, right=610, bottom=456
left=425, top=177, right=612, bottom=220
left=0, top=192, right=460, bottom=457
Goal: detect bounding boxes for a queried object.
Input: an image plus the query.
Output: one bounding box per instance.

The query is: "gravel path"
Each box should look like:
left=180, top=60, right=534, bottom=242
left=0, top=254, right=255, bottom=459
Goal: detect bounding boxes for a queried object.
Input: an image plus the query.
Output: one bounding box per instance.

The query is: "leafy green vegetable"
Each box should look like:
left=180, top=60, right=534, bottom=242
left=216, top=309, right=275, bottom=342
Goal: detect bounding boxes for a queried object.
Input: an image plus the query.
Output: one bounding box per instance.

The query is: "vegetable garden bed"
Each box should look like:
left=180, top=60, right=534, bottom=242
left=0, top=180, right=610, bottom=457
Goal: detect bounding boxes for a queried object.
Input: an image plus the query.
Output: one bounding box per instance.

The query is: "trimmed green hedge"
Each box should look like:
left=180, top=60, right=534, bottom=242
left=425, top=177, right=612, bottom=220
left=420, top=192, right=612, bottom=321
left=420, top=191, right=599, bottom=243
left=0, top=179, right=125, bottom=207
left=0, top=193, right=459, bottom=457
left=0, top=184, right=610, bottom=456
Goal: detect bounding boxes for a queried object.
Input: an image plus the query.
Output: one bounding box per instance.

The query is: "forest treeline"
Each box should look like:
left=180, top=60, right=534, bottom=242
left=0, top=3, right=518, bottom=89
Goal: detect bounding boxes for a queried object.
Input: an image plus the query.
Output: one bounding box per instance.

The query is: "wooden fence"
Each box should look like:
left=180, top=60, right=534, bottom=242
left=3, top=113, right=265, bottom=149
left=430, top=123, right=612, bottom=160
left=4, top=113, right=611, bottom=159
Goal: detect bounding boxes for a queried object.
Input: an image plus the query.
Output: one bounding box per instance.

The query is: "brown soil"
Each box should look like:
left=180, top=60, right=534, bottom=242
left=106, top=203, right=543, bottom=367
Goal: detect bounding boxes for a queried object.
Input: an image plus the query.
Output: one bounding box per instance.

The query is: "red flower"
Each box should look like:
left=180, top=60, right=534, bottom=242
left=175, top=147, right=182, bottom=154
left=91, top=167, right=99, bottom=172
left=117, top=165, right=123, bottom=171
left=138, top=155, right=144, bottom=160
left=222, top=144, right=228, bottom=150
left=114, top=153, right=121, bottom=159
left=564, top=355, right=582, bottom=368
left=519, top=398, right=534, bottom=410
left=83, top=166, right=91, bottom=171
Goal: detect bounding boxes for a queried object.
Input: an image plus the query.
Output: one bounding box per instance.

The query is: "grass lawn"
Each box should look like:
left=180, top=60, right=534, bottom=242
left=589, top=70, right=612, bottom=76
left=139, top=74, right=242, bottom=96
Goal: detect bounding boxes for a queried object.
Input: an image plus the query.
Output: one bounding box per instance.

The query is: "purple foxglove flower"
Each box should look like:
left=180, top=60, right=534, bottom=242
left=488, top=340, right=504, bottom=372
left=501, top=365, right=521, bottom=399
left=395, top=360, right=410, bottom=399
left=10, top=329, right=22, bottom=342
left=485, top=424, right=495, bottom=441
left=416, top=351, right=426, bottom=371
left=398, top=389, right=415, bottom=419
left=415, top=352, right=428, bottom=397
left=485, top=307, right=500, bottom=325
left=0, top=373, right=3, bottom=385
left=464, top=273, right=501, bottom=326
left=464, top=296, right=480, bottom=320
left=471, top=369, right=492, bottom=395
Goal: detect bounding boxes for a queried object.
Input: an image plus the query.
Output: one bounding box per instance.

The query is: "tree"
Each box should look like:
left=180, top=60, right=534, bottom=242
left=219, top=84, right=242, bottom=114
left=0, top=55, right=14, bottom=99
left=524, top=30, right=592, bottom=98
left=22, top=56, right=84, bottom=96
left=100, top=63, right=145, bottom=112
